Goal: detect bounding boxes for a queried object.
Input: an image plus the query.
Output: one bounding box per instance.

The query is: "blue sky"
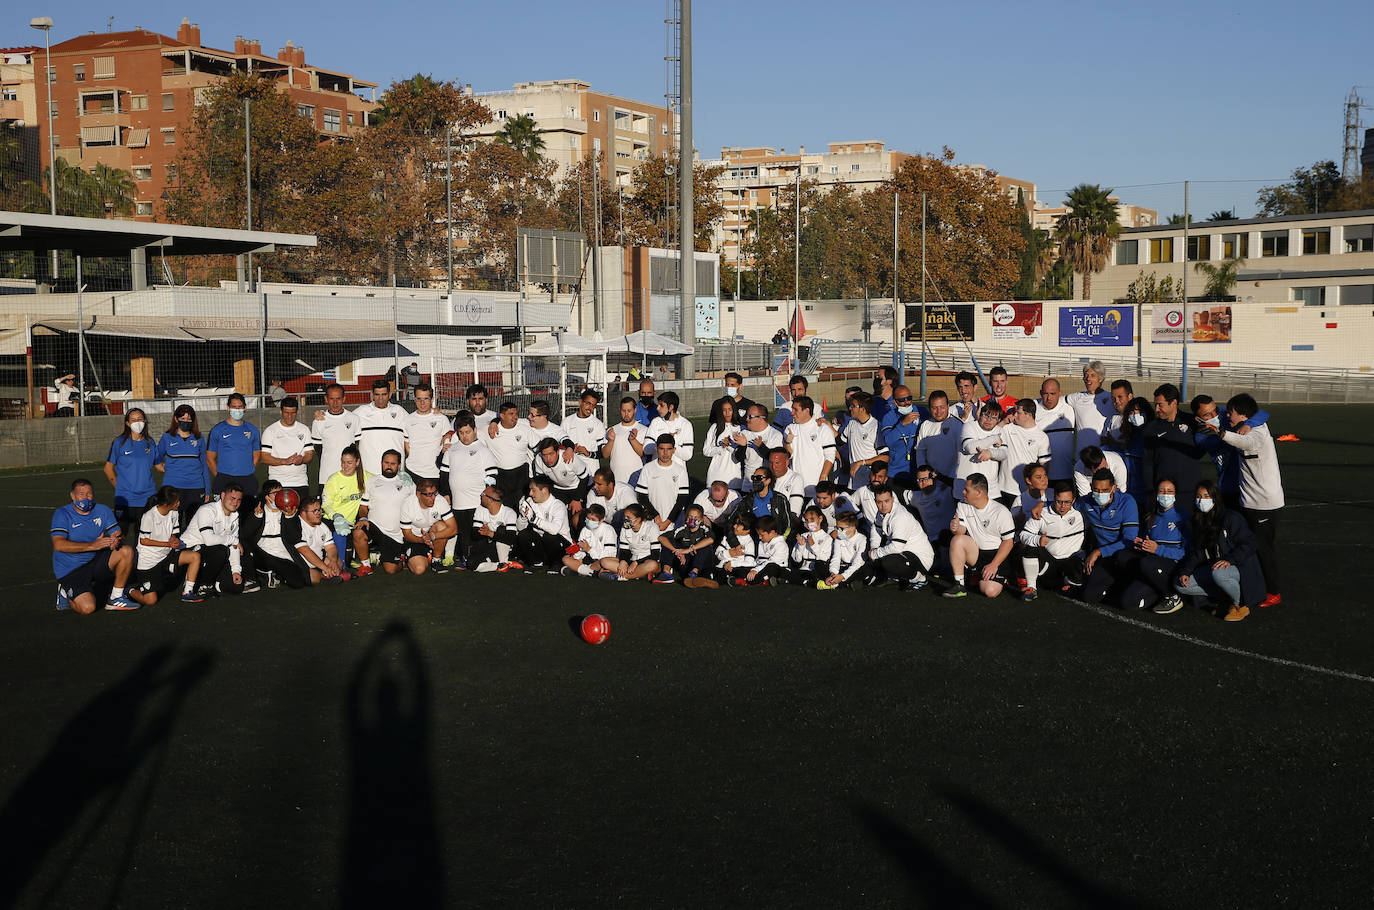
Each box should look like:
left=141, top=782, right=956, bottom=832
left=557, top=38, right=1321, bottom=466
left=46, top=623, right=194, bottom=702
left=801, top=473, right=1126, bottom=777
left=9, top=0, right=1370, bottom=217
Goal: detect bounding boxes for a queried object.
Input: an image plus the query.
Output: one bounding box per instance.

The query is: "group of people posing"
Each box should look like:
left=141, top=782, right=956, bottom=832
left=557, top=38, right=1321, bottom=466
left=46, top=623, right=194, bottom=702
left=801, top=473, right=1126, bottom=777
left=54, top=361, right=1284, bottom=623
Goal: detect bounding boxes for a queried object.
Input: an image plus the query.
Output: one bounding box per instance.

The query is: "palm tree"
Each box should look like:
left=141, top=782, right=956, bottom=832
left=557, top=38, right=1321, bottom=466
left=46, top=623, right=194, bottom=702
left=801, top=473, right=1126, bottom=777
left=89, top=163, right=136, bottom=216
left=44, top=158, right=100, bottom=217
left=1054, top=184, right=1120, bottom=300
left=1207, top=209, right=1236, bottom=222
left=1194, top=257, right=1244, bottom=301
left=495, top=113, right=545, bottom=161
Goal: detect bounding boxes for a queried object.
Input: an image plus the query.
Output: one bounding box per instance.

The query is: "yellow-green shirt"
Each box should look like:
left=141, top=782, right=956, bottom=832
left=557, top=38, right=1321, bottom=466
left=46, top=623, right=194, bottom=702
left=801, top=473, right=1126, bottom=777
left=323, top=469, right=371, bottom=524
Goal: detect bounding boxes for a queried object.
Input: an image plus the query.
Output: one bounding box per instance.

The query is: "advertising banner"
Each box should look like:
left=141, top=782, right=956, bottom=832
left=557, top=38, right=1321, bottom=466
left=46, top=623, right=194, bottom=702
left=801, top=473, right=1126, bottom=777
left=694, top=296, right=720, bottom=341
left=990, top=301, right=1043, bottom=341
left=1151, top=303, right=1232, bottom=344
left=1058, top=306, right=1133, bottom=347
left=915, top=304, right=976, bottom=342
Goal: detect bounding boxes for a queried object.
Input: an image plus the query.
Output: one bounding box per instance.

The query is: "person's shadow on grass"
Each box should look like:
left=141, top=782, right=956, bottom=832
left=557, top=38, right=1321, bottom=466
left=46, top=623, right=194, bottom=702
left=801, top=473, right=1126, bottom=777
left=342, top=620, right=442, bottom=909
left=0, top=642, right=216, bottom=909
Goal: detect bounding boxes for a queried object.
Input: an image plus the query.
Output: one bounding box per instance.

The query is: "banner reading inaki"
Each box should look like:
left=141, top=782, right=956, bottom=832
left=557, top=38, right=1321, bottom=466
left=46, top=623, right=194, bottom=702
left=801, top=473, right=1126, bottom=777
left=1152, top=303, right=1233, bottom=344
left=990, top=302, right=1043, bottom=340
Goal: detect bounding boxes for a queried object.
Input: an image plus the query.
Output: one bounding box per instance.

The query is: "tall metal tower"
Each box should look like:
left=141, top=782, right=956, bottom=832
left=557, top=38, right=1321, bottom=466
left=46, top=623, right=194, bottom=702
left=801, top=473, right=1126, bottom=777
left=1342, top=87, right=1366, bottom=181
left=663, top=1, right=681, bottom=260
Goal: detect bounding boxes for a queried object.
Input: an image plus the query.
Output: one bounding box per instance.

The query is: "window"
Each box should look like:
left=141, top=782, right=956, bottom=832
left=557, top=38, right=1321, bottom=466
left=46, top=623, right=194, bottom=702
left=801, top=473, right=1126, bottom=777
left=1261, top=231, right=1288, bottom=257
left=1116, top=240, right=1138, bottom=265
left=73, top=63, right=85, bottom=82
left=592, top=109, right=600, bottom=122
left=662, top=124, right=669, bottom=135
left=1, top=87, right=16, bottom=102
left=569, top=136, right=578, bottom=149
left=807, top=166, right=819, bottom=174
left=47, top=66, right=56, bottom=83
left=161, top=92, right=174, bottom=111
left=765, top=305, right=779, bottom=312
left=165, top=164, right=177, bottom=181
left=346, top=113, right=354, bottom=126
left=523, top=108, right=534, bottom=117
left=1149, top=238, right=1174, bottom=262
left=49, top=101, right=58, bottom=118
left=1340, top=285, right=1374, bottom=306
left=297, top=103, right=314, bottom=119
left=1186, top=235, right=1210, bottom=261
left=323, top=109, right=341, bottom=132
left=829, top=165, right=838, bottom=174
left=592, top=137, right=601, bottom=154
left=495, top=109, right=506, bottom=119
left=1302, top=228, right=1330, bottom=255
left=1346, top=224, right=1374, bottom=253
left=851, top=163, right=861, bottom=172
left=93, top=56, right=115, bottom=79
left=133, top=166, right=152, bottom=181
left=1222, top=232, right=1248, bottom=259
left=131, top=94, right=148, bottom=110
left=161, top=127, right=175, bottom=145
left=135, top=201, right=153, bottom=216
left=1292, top=286, right=1324, bottom=306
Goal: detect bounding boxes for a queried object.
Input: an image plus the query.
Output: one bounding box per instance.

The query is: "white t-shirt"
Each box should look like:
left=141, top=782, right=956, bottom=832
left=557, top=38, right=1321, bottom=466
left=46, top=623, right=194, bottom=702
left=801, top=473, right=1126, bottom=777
left=444, top=439, right=497, bottom=510
left=717, top=532, right=755, bottom=570
left=995, top=423, right=1052, bottom=498
left=311, top=409, right=357, bottom=484
left=354, top=403, right=409, bottom=474
left=516, top=495, right=571, bottom=542
left=405, top=410, right=450, bottom=479
left=695, top=488, right=740, bottom=529
left=605, top=421, right=650, bottom=486
left=297, top=520, right=334, bottom=559
left=469, top=409, right=498, bottom=433
left=532, top=454, right=590, bottom=492
left=785, top=417, right=838, bottom=493
left=635, top=459, right=690, bottom=521
left=400, top=492, right=454, bottom=538
left=957, top=422, right=1003, bottom=499
left=618, top=521, right=659, bottom=561
left=136, top=506, right=180, bottom=571
left=562, top=412, right=607, bottom=475
left=1035, top=399, right=1078, bottom=480
left=1067, top=389, right=1116, bottom=453
left=525, top=421, right=564, bottom=462
left=487, top=419, right=534, bottom=471
left=576, top=521, right=619, bottom=561
left=261, top=419, right=312, bottom=488
left=473, top=504, right=517, bottom=536
left=702, top=423, right=744, bottom=488
left=740, top=425, right=784, bottom=478
left=842, top=417, right=884, bottom=488
left=360, top=472, right=414, bottom=541
left=955, top=500, right=1016, bottom=551
left=256, top=508, right=292, bottom=561
left=587, top=483, right=637, bottom=528
left=644, top=414, right=695, bottom=464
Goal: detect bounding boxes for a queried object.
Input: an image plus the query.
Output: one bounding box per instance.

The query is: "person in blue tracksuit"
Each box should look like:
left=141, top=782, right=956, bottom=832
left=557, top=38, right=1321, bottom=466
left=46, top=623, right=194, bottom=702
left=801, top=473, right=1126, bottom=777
left=156, top=403, right=212, bottom=531
left=103, top=407, right=158, bottom=535
left=207, top=393, right=262, bottom=501
left=1079, top=467, right=1141, bottom=605
left=879, top=386, right=923, bottom=480
left=1120, top=478, right=1190, bottom=612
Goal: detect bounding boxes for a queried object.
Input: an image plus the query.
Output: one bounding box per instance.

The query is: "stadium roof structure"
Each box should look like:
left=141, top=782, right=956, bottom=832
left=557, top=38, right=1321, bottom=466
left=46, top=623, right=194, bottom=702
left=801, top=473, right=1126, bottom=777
left=30, top=316, right=397, bottom=344
left=0, top=211, right=316, bottom=258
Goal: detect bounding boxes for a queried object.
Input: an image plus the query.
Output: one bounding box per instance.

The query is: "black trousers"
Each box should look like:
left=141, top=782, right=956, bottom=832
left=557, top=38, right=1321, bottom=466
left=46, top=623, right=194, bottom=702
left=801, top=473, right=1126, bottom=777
left=196, top=544, right=242, bottom=595
left=1082, top=550, right=1143, bottom=605
left=256, top=551, right=310, bottom=588
left=789, top=560, right=828, bottom=587
left=1119, top=553, right=1179, bottom=610
left=1020, top=546, right=1083, bottom=590
left=663, top=547, right=713, bottom=575
left=851, top=552, right=928, bottom=586
left=494, top=466, right=529, bottom=507
left=1241, top=507, right=1281, bottom=595
left=514, top=528, right=566, bottom=567
left=453, top=508, right=476, bottom=562
left=171, top=488, right=207, bottom=538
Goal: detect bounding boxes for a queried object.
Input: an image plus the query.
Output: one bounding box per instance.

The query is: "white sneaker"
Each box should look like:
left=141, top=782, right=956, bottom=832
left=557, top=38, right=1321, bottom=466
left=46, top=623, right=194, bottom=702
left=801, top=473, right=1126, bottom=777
left=474, top=561, right=499, bottom=573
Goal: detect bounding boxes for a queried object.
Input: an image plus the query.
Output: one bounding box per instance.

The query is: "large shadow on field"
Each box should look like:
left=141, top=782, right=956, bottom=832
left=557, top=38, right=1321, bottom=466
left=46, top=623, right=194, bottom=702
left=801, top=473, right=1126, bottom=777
left=342, top=621, right=442, bottom=909
left=856, top=786, right=1150, bottom=909
left=0, top=642, right=216, bottom=909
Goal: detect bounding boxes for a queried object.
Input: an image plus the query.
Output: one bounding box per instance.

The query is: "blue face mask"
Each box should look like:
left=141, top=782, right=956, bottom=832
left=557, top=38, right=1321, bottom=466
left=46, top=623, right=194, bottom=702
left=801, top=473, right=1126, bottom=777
left=1157, top=494, right=1175, bottom=510
left=1195, top=497, right=1215, bottom=513
left=1092, top=491, right=1112, bottom=506
left=229, top=408, right=246, bottom=420
left=74, top=498, right=94, bottom=512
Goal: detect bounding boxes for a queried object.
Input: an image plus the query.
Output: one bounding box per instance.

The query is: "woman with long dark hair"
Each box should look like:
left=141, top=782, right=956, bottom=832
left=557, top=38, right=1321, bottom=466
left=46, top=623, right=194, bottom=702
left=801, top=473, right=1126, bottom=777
left=702, top=397, right=744, bottom=489
left=1172, top=480, right=1265, bottom=622
left=323, top=444, right=369, bottom=565
left=1119, top=477, right=1189, bottom=612
left=103, top=407, right=157, bottom=534
left=155, top=404, right=210, bottom=531
left=1105, top=395, right=1151, bottom=506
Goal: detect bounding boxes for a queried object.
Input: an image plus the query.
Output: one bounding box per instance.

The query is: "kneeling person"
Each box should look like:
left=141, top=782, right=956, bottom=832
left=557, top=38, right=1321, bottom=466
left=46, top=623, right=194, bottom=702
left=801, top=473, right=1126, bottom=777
left=351, top=450, right=413, bottom=576
left=52, top=478, right=137, bottom=613
left=296, top=497, right=346, bottom=584
left=399, top=479, right=456, bottom=575
left=945, top=473, right=1015, bottom=598
left=513, top=477, right=572, bottom=570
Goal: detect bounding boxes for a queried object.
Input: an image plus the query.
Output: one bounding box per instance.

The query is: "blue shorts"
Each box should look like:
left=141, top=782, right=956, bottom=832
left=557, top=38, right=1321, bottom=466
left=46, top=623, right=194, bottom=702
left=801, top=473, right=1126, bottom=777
left=58, top=552, right=117, bottom=601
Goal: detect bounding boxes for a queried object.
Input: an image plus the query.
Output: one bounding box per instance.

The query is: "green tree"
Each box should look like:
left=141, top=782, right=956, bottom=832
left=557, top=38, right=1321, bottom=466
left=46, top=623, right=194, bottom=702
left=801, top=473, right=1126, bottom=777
left=1207, top=209, right=1236, bottom=222
left=1125, top=270, right=1181, bottom=304
left=89, top=163, right=135, bottom=216
left=1193, top=257, right=1244, bottom=301
left=494, top=113, right=546, bottom=161
left=1013, top=190, right=1056, bottom=299
left=1256, top=161, right=1343, bottom=216
left=1054, top=183, right=1120, bottom=300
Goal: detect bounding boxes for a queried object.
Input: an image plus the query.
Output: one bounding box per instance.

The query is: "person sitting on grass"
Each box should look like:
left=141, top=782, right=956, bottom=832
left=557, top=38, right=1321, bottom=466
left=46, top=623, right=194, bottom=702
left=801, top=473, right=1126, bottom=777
left=1078, top=468, right=1142, bottom=606
left=510, top=476, right=571, bottom=573
left=296, top=497, right=347, bottom=584
left=1171, top=480, right=1265, bottom=623
left=943, top=473, right=1015, bottom=599
left=399, top=479, right=457, bottom=576
left=740, top=515, right=789, bottom=586
left=51, top=478, right=138, bottom=614
left=714, top=513, right=756, bottom=586
left=790, top=506, right=833, bottom=587
left=469, top=486, right=519, bottom=573
left=817, top=511, right=867, bottom=590
left=608, top=503, right=661, bottom=582
left=636, top=435, right=691, bottom=535
left=562, top=504, right=618, bottom=578
left=1119, top=478, right=1190, bottom=613
left=182, top=482, right=250, bottom=596
left=323, top=444, right=369, bottom=568
left=130, top=487, right=203, bottom=606
left=247, top=481, right=309, bottom=589
left=655, top=504, right=716, bottom=585
left=1016, top=481, right=1086, bottom=602
left=694, top=480, right=740, bottom=540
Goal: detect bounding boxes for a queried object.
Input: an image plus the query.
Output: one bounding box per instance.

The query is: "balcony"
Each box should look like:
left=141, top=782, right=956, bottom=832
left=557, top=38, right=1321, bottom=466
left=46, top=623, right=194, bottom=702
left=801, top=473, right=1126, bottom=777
left=0, top=98, right=25, bottom=121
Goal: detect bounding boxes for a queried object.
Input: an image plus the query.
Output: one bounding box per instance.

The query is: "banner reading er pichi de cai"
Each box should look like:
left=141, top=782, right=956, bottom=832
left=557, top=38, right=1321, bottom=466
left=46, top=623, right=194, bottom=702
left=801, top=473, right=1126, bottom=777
left=1058, top=306, right=1133, bottom=347
left=1151, top=303, right=1233, bottom=344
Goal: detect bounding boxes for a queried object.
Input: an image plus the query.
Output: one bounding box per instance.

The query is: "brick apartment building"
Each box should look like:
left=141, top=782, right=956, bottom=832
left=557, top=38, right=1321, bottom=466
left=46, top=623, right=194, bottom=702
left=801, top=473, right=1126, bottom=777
left=25, top=19, right=378, bottom=220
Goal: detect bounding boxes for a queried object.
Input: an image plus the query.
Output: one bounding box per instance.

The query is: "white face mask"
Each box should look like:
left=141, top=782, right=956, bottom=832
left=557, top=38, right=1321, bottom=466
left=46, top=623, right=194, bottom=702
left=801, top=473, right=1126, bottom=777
left=805, top=520, right=820, bottom=532
left=897, top=405, right=914, bottom=416
left=844, top=528, right=857, bottom=539
left=129, top=420, right=145, bottom=435
left=585, top=519, right=601, bottom=531
left=1157, top=494, right=1175, bottom=510
left=1195, top=497, right=1215, bottom=513
left=725, top=386, right=739, bottom=398
left=1204, top=416, right=1221, bottom=429
left=1092, top=491, right=1112, bottom=506
left=1128, top=413, right=1146, bottom=427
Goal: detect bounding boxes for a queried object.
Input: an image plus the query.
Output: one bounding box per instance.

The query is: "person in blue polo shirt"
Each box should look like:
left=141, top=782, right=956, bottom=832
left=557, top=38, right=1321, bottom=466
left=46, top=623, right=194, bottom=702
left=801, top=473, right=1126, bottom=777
left=52, top=477, right=137, bottom=613
left=208, top=393, right=262, bottom=501
left=879, top=385, right=922, bottom=480
left=103, top=407, right=157, bottom=535
left=156, top=403, right=211, bottom=531
left=1079, top=467, right=1141, bottom=605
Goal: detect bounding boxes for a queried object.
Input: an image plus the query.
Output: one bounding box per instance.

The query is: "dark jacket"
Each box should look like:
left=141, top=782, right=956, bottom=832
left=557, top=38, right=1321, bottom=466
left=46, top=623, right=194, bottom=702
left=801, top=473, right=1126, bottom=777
left=1176, top=508, right=1264, bottom=606
left=728, top=489, right=794, bottom=539
left=1143, top=412, right=1202, bottom=498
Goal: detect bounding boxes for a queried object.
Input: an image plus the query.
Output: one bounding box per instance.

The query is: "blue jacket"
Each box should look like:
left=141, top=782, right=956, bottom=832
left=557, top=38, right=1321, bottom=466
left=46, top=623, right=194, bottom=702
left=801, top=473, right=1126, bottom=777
left=880, top=416, right=922, bottom=479
left=156, top=432, right=211, bottom=495
left=1080, top=491, right=1139, bottom=558
left=105, top=435, right=157, bottom=510
left=1139, top=505, right=1189, bottom=560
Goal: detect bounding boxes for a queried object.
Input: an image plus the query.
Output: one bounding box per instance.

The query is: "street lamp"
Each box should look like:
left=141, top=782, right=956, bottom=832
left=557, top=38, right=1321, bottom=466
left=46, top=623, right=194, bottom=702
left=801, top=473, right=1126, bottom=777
left=30, top=16, right=57, bottom=282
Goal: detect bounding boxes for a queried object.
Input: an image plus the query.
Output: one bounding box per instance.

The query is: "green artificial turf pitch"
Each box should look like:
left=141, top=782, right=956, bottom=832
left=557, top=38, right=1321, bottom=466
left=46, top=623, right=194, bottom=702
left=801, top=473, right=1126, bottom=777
left=1, top=405, right=1372, bottom=908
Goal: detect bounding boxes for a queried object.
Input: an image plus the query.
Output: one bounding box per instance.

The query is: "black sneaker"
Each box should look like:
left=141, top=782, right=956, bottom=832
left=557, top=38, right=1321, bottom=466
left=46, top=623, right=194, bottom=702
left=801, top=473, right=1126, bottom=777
left=1152, top=594, right=1184, bottom=614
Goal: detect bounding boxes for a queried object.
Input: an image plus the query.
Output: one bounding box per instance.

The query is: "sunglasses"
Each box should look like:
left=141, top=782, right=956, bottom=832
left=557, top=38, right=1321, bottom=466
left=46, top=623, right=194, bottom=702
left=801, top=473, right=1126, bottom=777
left=894, top=397, right=913, bottom=404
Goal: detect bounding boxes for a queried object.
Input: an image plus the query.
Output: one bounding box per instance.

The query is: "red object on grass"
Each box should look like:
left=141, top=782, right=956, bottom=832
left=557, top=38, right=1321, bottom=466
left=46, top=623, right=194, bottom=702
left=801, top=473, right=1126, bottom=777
left=580, top=614, right=611, bottom=645
left=1276, top=434, right=1300, bottom=442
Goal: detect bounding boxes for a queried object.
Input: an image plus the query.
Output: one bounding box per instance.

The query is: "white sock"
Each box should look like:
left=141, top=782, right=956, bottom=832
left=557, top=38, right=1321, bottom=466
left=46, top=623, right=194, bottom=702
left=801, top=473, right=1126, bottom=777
left=578, top=564, right=594, bottom=576
left=953, top=574, right=964, bottom=585
left=182, top=580, right=194, bottom=594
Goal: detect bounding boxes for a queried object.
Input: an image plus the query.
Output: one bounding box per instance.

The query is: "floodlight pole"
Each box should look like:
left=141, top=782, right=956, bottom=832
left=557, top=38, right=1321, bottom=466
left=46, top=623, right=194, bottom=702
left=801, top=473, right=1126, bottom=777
left=677, top=0, right=695, bottom=379
left=792, top=167, right=800, bottom=374
left=893, top=192, right=900, bottom=375
left=446, top=124, right=454, bottom=296
left=1181, top=179, right=1190, bottom=400
left=920, top=191, right=928, bottom=398
left=244, top=98, right=254, bottom=291
left=31, top=17, right=57, bottom=281
left=75, top=255, right=83, bottom=420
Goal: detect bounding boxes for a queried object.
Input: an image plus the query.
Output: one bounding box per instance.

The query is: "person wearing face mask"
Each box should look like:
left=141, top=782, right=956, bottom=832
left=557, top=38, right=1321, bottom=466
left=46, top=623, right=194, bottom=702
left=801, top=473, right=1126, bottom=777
left=562, top=504, right=618, bottom=578
left=1104, top=396, right=1153, bottom=507
left=789, top=506, right=833, bottom=586
left=710, top=372, right=755, bottom=421
left=1118, top=478, right=1190, bottom=612
left=156, top=404, right=211, bottom=532
left=1190, top=394, right=1270, bottom=512
left=1073, top=445, right=1128, bottom=498
left=1016, top=480, right=1085, bottom=602
left=52, top=478, right=138, bottom=613
left=633, top=379, right=657, bottom=426
left=654, top=504, right=717, bottom=584
left=730, top=466, right=794, bottom=540
left=1205, top=392, right=1285, bottom=609
left=1078, top=469, right=1142, bottom=606
left=879, top=386, right=922, bottom=480
left=1172, top=480, right=1265, bottom=622
left=104, top=407, right=158, bottom=536
left=1141, top=383, right=1202, bottom=502
left=207, top=393, right=262, bottom=503
left=817, top=512, right=867, bottom=590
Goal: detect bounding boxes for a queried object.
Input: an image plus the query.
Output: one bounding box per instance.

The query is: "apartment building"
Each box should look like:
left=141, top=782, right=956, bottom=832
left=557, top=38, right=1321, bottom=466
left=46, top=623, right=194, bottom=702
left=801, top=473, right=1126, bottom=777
left=1, top=47, right=41, bottom=125
left=467, top=79, right=676, bottom=186
left=1095, top=209, right=1374, bottom=307
left=25, top=19, right=378, bottom=220
left=1031, top=198, right=1158, bottom=234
